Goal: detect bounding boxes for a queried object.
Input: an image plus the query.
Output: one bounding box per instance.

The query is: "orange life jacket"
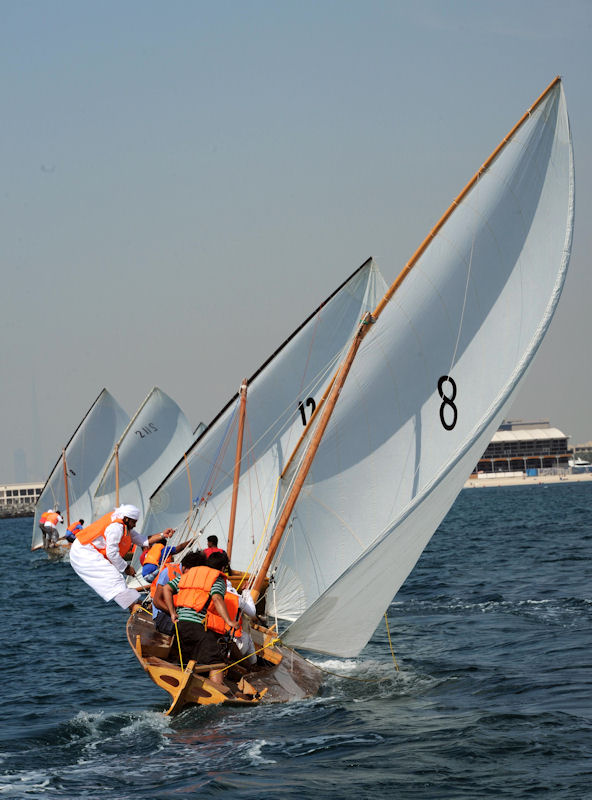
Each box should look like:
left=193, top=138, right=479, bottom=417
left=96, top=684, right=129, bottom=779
left=173, top=565, right=225, bottom=614
left=203, top=546, right=225, bottom=558
left=149, top=562, right=182, bottom=598
left=67, top=521, right=83, bottom=535
left=45, top=512, right=60, bottom=526
left=39, top=512, right=48, bottom=525
left=205, top=591, right=242, bottom=636
left=76, top=512, right=132, bottom=560
left=144, top=542, right=172, bottom=568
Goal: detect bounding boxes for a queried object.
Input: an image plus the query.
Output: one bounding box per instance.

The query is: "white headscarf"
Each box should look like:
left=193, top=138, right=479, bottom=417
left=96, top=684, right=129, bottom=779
left=113, top=504, right=140, bottom=521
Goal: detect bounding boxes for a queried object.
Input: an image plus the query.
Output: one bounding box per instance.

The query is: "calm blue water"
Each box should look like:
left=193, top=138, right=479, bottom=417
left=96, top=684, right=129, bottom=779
left=1, top=484, right=591, bottom=799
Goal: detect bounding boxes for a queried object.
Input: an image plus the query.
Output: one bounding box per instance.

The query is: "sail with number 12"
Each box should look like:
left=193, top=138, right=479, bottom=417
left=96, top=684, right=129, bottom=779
left=128, top=77, right=574, bottom=711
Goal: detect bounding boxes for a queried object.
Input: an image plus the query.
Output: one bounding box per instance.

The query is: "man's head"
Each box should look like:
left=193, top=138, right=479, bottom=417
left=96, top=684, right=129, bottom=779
left=207, top=535, right=218, bottom=547
left=181, top=550, right=207, bottom=570
left=207, top=550, right=230, bottom=572
left=117, top=504, right=140, bottom=529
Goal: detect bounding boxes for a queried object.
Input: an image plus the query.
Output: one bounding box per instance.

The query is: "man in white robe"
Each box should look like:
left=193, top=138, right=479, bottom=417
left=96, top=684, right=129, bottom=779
left=70, top=504, right=173, bottom=611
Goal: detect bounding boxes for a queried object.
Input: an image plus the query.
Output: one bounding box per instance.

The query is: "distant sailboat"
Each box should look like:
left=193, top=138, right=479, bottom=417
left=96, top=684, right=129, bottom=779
left=93, top=387, right=195, bottom=528
left=127, top=77, right=574, bottom=711
left=32, top=390, right=128, bottom=551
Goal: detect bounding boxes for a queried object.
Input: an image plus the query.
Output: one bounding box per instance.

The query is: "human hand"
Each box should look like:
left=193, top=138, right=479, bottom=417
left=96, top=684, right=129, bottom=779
left=125, top=564, right=136, bottom=577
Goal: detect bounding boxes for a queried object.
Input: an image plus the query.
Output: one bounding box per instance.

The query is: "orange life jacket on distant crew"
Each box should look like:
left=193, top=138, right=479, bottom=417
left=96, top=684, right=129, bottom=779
left=149, top=562, right=182, bottom=599
left=39, top=512, right=48, bottom=525
left=45, top=512, right=60, bottom=526
left=143, top=542, right=172, bottom=568
left=66, top=521, right=83, bottom=536
left=76, top=512, right=132, bottom=560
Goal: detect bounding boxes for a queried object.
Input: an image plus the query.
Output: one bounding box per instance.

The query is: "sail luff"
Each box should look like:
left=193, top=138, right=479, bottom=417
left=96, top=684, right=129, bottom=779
left=372, top=76, right=562, bottom=321
left=227, top=379, right=248, bottom=560
left=251, top=312, right=375, bottom=597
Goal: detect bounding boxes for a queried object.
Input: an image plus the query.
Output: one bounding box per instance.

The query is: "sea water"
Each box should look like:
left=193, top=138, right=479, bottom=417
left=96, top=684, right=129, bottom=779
left=1, top=484, right=591, bottom=799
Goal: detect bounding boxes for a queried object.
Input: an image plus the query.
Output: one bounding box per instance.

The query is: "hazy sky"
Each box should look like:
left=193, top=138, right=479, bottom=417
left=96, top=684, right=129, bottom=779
left=2, top=1, right=591, bottom=482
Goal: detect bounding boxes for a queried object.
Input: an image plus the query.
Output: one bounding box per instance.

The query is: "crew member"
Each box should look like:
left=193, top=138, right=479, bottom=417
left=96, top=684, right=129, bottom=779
left=141, top=537, right=193, bottom=582
left=65, top=519, right=84, bottom=543
left=203, top=535, right=226, bottom=559
left=40, top=508, right=64, bottom=548
left=151, top=551, right=206, bottom=635
left=69, top=504, right=174, bottom=611
left=162, top=557, right=238, bottom=690
left=207, top=551, right=258, bottom=666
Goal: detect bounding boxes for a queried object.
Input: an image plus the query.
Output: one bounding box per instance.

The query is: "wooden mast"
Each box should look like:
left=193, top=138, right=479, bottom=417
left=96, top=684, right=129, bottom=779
left=62, top=449, right=71, bottom=526
left=227, top=379, right=248, bottom=560
left=115, top=444, right=120, bottom=507
left=251, top=76, right=563, bottom=600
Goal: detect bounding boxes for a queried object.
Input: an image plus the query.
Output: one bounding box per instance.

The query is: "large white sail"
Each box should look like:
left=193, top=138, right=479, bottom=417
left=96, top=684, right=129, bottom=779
left=142, top=260, right=387, bottom=563
left=278, top=80, right=574, bottom=656
left=32, top=389, right=129, bottom=549
left=93, top=387, right=194, bottom=531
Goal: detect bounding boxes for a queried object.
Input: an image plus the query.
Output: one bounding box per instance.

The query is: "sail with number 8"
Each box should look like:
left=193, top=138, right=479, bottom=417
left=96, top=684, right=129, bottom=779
left=129, top=77, right=574, bottom=710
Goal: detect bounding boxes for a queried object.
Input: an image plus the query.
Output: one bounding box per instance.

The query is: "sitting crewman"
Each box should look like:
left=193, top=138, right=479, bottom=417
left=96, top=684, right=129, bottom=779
left=162, top=555, right=238, bottom=690
left=150, top=551, right=206, bottom=635
left=207, top=551, right=258, bottom=666
left=141, top=536, right=193, bottom=582
left=65, top=519, right=85, bottom=543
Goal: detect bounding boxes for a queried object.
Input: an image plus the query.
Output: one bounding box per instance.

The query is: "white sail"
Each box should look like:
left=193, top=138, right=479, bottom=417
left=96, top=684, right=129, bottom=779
left=32, top=389, right=129, bottom=549
left=142, top=260, right=388, bottom=563
left=93, top=387, right=194, bottom=531
left=278, top=80, right=574, bottom=656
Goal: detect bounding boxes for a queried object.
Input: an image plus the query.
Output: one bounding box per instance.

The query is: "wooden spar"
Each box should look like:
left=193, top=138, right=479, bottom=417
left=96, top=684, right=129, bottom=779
left=251, top=77, right=563, bottom=601
left=62, top=449, right=71, bottom=526
left=115, top=444, right=120, bottom=507
left=373, top=76, right=562, bottom=320
left=227, top=379, right=248, bottom=560
left=251, top=313, right=375, bottom=598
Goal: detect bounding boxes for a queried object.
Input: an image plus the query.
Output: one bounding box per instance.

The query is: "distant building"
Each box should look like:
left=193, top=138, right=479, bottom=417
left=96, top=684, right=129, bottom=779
left=474, top=420, right=570, bottom=474
left=0, top=482, right=44, bottom=517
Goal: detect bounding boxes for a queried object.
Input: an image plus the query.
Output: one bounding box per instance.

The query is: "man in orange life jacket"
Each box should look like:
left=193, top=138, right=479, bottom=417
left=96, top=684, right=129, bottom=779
left=162, top=555, right=239, bottom=689
left=65, top=519, right=84, bottom=543
left=151, top=551, right=206, bottom=635
left=69, top=504, right=174, bottom=611
left=39, top=508, right=64, bottom=548
left=207, top=550, right=258, bottom=666
left=141, top=536, right=193, bottom=582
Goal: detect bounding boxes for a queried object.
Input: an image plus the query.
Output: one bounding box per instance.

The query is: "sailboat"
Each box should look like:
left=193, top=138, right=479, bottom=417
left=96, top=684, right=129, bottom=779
left=127, top=77, right=574, bottom=711
left=93, top=386, right=195, bottom=527
left=32, top=389, right=129, bottom=552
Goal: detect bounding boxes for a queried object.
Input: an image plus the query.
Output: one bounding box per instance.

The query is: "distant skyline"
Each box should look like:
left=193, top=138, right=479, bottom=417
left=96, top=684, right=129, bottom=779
left=2, top=1, right=591, bottom=482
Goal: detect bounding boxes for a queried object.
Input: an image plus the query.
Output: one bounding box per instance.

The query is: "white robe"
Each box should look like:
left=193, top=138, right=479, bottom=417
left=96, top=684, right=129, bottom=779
left=70, top=521, right=148, bottom=608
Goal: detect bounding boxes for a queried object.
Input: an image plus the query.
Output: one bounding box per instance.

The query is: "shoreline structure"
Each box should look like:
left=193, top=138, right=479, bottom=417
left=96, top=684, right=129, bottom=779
left=464, top=471, right=592, bottom=489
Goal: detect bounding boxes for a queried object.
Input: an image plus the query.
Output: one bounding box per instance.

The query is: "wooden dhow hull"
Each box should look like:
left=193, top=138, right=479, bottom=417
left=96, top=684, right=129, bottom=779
left=126, top=605, right=322, bottom=715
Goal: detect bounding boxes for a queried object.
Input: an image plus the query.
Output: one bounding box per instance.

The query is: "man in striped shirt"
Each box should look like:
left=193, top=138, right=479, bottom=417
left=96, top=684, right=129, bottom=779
left=162, top=555, right=238, bottom=690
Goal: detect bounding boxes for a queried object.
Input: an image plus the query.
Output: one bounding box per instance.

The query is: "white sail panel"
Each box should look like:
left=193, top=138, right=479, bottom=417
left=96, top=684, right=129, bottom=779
left=93, top=387, right=194, bottom=531
left=32, top=389, right=129, bottom=549
left=143, top=260, right=388, bottom=566
left=278, top=82, right=574, bottom=655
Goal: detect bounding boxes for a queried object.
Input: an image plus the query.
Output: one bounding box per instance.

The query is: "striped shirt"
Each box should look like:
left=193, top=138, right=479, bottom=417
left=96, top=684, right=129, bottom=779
left=167, top=573, right=227, bottom=624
